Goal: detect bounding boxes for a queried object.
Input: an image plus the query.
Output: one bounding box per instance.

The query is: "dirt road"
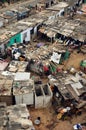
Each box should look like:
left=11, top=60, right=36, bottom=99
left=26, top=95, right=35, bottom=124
left=29, top=107, right=86, bottom=130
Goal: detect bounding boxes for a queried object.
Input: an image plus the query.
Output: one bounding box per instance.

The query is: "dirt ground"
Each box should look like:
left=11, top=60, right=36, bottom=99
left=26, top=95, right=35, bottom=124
left=29, top=49, right=86, bottom=130
left=29, top=107, right=86, bottom=130
left=63, top=50, right=86, bottom=71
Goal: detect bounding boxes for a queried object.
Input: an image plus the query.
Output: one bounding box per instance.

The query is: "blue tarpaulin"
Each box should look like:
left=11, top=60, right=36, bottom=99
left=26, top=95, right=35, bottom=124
left=37, top=43, right=44, bottom=48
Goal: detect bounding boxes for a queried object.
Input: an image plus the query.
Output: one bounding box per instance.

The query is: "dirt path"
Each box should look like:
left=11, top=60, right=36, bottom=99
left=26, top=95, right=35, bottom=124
left=63, top=51, right=86, bottom=70
left=29, top=107, right=86, bottom=130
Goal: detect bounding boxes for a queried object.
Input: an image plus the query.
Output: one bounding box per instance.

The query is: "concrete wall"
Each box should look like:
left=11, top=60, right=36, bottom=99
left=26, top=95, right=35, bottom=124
left=15, top=94, right=22, bottom=104
left=23, top=93, right=34, bottom=105
left=0, top=44, right=5, bottom=54
left=43, top=84, right=53, bottom=107
left=15, top=92, right=34, bottom=105
left=35, top=84, right=53, bottom=108
left=0, top=21, right=4, bottom=28
left=35, top=86, right=44, bottom=108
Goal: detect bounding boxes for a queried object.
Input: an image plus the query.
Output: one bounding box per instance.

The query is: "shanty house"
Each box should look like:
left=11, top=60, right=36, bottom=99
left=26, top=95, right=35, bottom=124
left=0, top=10, right=17, bottom=24
left=0, top=29, right=12, bottom=56
left=10, top=7, right=30, bottom=20
left=5, top=25, right=22, bottom=47
left=0, top=74, right=14, bottom=106
left=16, top=21, right=33, bottom=43
left=13, top=72, right=34, bottom=105
left=18, top=17, right=43, bottom=43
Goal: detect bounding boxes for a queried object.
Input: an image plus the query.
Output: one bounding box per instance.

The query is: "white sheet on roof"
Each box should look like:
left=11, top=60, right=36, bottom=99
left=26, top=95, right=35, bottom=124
left=50, top=52, right=61, bottom=64
left=71, top=82, right=83, bottom=96
left=14, top=72, right=30, bottom=81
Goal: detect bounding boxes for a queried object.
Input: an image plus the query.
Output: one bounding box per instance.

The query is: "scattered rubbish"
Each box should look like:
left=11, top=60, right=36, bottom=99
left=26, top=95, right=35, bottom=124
left=34, top=117, right=41, bottom=125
